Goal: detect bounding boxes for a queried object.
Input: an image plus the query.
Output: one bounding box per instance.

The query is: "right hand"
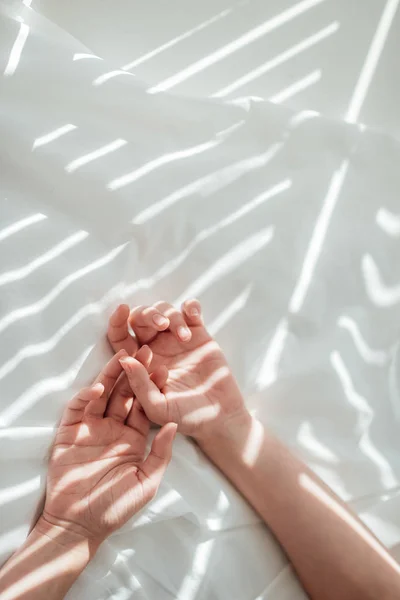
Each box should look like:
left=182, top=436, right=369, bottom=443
left=107, top=300, right=249, bottom=441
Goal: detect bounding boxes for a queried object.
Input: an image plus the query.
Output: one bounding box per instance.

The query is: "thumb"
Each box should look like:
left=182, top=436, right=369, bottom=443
left=119, top=356, right=166, bottom=424
left=140, top=423, right=177, bottom=491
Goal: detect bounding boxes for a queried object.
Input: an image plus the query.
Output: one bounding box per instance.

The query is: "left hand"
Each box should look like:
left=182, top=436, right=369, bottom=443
left=107, top=300, right=247, bottom=441
left=41, top=350, right=177, bottom=545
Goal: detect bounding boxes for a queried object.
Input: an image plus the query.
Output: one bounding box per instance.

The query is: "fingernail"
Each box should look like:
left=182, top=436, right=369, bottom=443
left=190, top=308, right=200, bottom=317
left=153, top=314, right=169, bottom=328
left=116, top=304, right=129, bottom=316
left=119, top=357, right=134, bottom=368
left=169, top=423, right=178, bottom=437
left=92, top=383, right=105, bottom=394
left=178, top=326, right=191, bottom=341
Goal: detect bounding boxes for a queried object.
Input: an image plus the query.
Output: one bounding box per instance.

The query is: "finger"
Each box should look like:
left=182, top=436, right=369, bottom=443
left=126, top=398, right=151, bottom=436
left=131, top=305, right=170, bottom=331
left=130, top=305, right=169, bottom=345
left=119, top=356, right=167, bottom=424
left=139, top=423, right=177, bottom=491
left=181, top=298, right=204, bottom=327
left=129, top=346, right=154, bottom=416
left=60, top=383, right=104, bottom=426
left=150, top=366, right=169, bottom=390
left=154, top=301, right=192, bottom=342
left=135, top=345, right=153, bottom=372
left=108, top=304, right=138, bottom=355
left=85, top=350, right=127, bottom=418
left=105, top=373, right=134, bottom=422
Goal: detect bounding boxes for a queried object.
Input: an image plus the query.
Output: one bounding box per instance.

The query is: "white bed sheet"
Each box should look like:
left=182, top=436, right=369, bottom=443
left=1, top=1, right=400, bottom=598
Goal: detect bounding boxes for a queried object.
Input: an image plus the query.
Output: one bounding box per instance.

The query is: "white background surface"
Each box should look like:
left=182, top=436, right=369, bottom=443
left=1, top=1, right=400, bottom=598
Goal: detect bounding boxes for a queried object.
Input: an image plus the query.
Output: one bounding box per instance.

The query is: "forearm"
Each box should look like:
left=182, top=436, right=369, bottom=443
left=0, top=517, right=99, bottom=600
left=198, top=414, right=400, bottom=600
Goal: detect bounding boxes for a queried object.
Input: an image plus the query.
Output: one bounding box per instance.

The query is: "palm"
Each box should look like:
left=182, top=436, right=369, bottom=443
left=43, top=354, right=176, bottom=542
left=150, top=330, right=239, bottom=433
left=45, top=418, right=150, bottom=540
left=108, top=302, right=245, bottom=437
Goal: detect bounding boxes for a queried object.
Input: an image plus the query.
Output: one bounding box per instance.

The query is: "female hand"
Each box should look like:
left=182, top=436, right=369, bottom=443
left=40, top=350, right=177, bottom=546
left=107, top=301, right=248, bottom=441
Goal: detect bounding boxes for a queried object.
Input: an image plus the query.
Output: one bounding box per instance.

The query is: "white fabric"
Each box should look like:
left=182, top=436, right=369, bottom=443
left=1, top=1, right=400, bottom=598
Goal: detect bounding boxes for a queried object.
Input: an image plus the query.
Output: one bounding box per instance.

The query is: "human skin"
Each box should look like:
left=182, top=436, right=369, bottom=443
left=111, top=300, right=400, bottom=600
left=0, top=351, right=176, bottom=600
left=1, top=300, right=399, bottom=600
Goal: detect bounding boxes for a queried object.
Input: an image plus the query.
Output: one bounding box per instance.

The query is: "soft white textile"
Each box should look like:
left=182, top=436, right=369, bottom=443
left=1, top=1, right=400, bottom=598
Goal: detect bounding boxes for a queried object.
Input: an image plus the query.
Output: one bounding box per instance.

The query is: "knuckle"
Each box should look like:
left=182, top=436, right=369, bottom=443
left=167, top=309, right=182, bottom=321
left=119, top=385, right=134, bottom=399
left=131, top=305, right=145, bottom=318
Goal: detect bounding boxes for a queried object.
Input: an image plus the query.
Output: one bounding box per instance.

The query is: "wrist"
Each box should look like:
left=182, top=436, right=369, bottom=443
left=0, top=516, right=99, bottom=600
left=34, top=514, right=102, bottom=563
left=195, top=409, right=254, bottom=456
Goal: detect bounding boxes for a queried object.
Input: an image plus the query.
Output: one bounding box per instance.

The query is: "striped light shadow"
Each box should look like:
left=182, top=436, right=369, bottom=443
left=205, top=491, right=230, bottom=531
left=133, top=143, right=283, bottom=224
left=0, top=476, right=41, bottom=507
left=0, top=426, right=54, bottom=447
left=389, top=341, right=400, bottom=423
left=73, top=53, right=102, bottom=61
left=65, top=139, right=127, bottom=173
left=122, top=1, right=248, bottom=71
left=207, top=179, right=291, bottom=232
left=0, top=526, right=29, bottom=556
left=125, top=180, right=289, bottom=296
left=331, top=350, right=398, bottom=489
left=0, top=231, right=88, bottom=287
left=289, top=158, right=350, bottom=314
left=107, top=138, right=220, bottom=191
left=133, top=489, right=182, bottom=527
left=253, top=564, right=295, bottom=600
left=285, top=0, right=400, bottom=319
left=0, top=346, right=93, bottom=427
left=4, top=21, right=29, bottom=77
left=0, top=536, right=85, bottom=597
left=300, top=473, right=400, bottom=567
left=0, top=214, right=47, bottom=243
left=0, top=243, right=128, bottom=336
left=175, top=227, right=274, bottom=306
left=338, top=315, right=388, bottom=366
left=147, top=0, right=327, bottom=94
left=0, top=283, right=123, bottom=383
left=213, top=21, right=339, bottom=98
left=269, top=69, right=322, bottom=104
left=345, top=0, right=400, bottom=124
left=207, top=285, right=252, bottom=337
left=362, top=254, right=400, bottom=307
left=376, top=208, right=400, bottom=237
left=256, top=317, right=289, bottom=389
left=93, top=70, right=135, bottom=86
left=176, top=539, right=215, bottom=600
left=297, top=422, right=339, bottom=464
left=32, top=124, right=77, bottom=150
left=257, top=0, right=400, bottom=389
left=177, top=488, right=231, bottom=599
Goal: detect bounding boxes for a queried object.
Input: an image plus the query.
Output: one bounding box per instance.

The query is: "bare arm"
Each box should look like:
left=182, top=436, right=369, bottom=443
left=0, top=351, right=176, bottom=600
left=110, top=299, right=400, bottom=599
left=0, top=520, right=95, bottom=600
left=197, top=413, right=400, bottom=600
